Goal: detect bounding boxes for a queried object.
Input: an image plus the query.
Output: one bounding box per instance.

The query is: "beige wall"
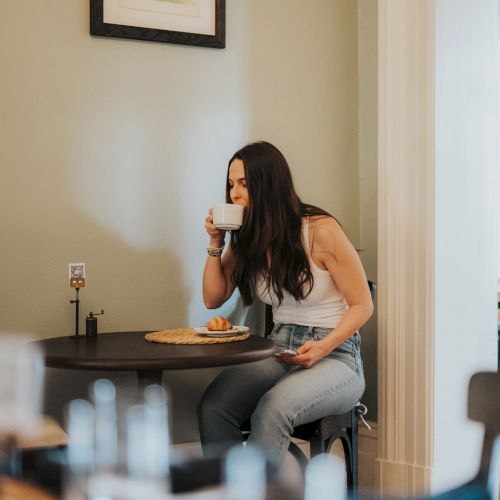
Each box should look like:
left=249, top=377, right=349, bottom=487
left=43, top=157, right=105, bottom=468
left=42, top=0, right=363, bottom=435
left=0, top=1, right=373, bottom=443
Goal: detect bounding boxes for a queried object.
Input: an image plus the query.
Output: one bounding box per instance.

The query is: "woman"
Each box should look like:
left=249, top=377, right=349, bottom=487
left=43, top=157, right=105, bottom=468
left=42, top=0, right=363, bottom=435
left=198, top=141, right=373, bottom=466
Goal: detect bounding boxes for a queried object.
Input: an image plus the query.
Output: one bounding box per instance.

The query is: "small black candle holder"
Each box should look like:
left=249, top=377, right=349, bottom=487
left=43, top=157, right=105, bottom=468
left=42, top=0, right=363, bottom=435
left=69, top=288, right=81, bottom=339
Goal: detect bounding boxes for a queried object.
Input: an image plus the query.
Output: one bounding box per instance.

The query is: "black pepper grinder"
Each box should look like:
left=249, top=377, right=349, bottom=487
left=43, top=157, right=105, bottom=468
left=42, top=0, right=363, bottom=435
left=86, top=310, right=104, bottom=338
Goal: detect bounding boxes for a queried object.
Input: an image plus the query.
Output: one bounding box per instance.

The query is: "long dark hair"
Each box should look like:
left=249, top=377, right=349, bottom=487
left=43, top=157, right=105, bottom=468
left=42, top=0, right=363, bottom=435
left=226, top=141, right=332, bottom=306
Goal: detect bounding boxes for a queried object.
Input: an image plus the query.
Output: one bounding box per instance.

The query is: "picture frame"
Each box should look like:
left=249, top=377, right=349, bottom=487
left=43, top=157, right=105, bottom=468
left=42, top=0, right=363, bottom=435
left=90, top=0, right=225, bottom=49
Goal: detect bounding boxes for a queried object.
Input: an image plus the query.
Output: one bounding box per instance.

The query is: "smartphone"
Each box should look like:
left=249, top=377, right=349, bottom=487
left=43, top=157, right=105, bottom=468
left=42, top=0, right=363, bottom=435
left=274, top=348, right=298, bottom=357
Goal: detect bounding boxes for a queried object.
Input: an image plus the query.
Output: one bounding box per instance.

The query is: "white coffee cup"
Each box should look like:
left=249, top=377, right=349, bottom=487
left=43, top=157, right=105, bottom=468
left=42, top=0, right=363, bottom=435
left=212, top=203, right=244, bottom=230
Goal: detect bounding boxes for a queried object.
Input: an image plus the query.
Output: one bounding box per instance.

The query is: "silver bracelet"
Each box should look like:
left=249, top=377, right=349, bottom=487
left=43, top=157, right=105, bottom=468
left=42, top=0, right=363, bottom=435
left=207, top=245, right=224, bottom=257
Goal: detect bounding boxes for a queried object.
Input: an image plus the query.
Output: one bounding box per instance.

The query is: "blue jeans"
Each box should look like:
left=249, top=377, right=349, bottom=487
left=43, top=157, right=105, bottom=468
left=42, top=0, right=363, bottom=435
left=198, top=323, right=365, bottom=465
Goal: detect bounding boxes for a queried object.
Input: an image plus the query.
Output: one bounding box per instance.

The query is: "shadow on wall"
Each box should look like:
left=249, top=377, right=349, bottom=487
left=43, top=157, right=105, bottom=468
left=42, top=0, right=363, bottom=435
left=0, top=203, right=189, bottom=337
left=0, top=199, right=205, bottom=442
left=1, top=183, right=267, bottom=444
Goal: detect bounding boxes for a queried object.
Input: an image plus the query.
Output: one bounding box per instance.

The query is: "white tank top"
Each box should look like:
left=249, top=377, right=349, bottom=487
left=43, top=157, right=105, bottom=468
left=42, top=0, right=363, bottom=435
left=254, top=218, right=348, bottom=328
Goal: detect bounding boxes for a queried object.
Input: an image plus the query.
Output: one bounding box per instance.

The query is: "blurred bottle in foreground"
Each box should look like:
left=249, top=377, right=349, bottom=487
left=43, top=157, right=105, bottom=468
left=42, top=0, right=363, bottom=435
left=304, top=453, right=346, bottom=500
left=225, top=445, right=266, bottom=500
left=65, top=381, right=170, bottom=500
left=0, top=334, right=44, bottom=476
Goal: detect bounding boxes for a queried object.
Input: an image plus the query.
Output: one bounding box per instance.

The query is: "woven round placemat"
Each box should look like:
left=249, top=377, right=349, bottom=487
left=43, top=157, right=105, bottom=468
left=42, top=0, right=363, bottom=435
left=144, top=328, right=250, bottom=345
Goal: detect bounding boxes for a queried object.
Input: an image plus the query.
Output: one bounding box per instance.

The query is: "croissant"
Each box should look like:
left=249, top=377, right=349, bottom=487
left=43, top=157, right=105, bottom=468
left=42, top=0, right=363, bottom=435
left=206, top=316, right=233, bottom=331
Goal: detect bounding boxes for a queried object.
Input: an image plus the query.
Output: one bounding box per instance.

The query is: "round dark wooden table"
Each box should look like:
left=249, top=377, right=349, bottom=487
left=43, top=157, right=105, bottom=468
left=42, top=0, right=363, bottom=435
left=35, top=331, right=277, bottom=386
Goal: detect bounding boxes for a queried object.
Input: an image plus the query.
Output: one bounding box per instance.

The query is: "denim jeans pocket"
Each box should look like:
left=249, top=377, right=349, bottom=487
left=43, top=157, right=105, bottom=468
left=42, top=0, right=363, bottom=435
left=269, top=324, right=315, bottom=350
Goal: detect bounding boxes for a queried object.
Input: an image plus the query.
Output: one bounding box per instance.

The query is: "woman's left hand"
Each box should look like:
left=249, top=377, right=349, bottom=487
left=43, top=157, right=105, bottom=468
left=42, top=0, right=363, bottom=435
left=277, top=340, right=331, bottom=369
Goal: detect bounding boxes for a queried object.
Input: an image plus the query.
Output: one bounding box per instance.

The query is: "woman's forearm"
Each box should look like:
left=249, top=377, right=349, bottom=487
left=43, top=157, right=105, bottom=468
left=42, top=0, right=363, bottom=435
left=321, top=303, right=373, bottom=352
left=203, top=256, right=228, bottom=308
left=202, top=241, right=236, bottom=309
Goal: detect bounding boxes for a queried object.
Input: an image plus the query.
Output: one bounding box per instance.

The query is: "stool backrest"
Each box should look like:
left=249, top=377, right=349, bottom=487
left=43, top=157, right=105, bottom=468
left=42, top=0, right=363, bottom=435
left=368, top=280, right=377, bottom=300
left=468, top=371, right=500, bottom=429
left=467, top=371, right=500, bottom=483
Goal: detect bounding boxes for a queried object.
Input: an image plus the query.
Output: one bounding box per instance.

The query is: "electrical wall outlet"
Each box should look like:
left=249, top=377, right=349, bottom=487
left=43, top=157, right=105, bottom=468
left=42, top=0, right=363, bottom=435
left=69, top=263, right=86, bottom=288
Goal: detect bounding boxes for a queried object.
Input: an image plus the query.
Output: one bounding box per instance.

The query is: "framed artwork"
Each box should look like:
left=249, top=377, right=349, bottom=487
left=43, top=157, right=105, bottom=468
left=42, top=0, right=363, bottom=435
left=90, top=0, right=225, bottom=49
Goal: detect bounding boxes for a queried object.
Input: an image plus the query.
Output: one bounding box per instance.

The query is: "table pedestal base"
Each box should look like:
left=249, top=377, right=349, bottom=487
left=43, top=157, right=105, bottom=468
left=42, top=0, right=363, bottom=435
left=136, top=369, right=163, bottom=388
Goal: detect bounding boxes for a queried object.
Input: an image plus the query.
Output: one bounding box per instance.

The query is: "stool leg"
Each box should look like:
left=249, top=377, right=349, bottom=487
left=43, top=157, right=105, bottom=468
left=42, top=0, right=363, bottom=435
left=337, top=436, right=353, bottom=492
left=136, top=369, right=163, bottom=389
left=347, top=409, right=359, bottom=496
left=309, top=435, right=326, bottom=458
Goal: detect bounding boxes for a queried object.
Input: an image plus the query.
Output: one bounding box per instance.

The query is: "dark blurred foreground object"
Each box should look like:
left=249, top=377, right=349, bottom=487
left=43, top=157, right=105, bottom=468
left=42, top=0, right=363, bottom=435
left=170, top=455, right=223, bottom=493
left=451, top=371, right=500, bottom=498
left=422, top=371, right=499, bottom=500
left=359, top=371, right=500, bottom=500
left=21, top=450, right=303, bottom=499
left=170, top=454, right=303, bottom=499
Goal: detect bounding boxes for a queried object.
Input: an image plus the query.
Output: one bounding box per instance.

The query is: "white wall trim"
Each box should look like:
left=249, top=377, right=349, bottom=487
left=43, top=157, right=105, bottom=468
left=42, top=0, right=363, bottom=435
left=377, top=0, right=435, bottom=497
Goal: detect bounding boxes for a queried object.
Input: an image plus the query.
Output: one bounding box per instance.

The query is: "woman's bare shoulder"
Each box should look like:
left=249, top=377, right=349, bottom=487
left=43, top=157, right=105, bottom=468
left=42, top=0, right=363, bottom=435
left=309, top=215, right=342, bottom=234
left=309, top=216, right=349, bottom=255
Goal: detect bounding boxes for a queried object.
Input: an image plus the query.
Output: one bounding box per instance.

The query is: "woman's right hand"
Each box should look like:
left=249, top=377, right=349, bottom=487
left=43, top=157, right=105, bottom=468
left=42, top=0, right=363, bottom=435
left=205, top=208, right=226, bottom=246
left=203, top=208, right=236, bottom=308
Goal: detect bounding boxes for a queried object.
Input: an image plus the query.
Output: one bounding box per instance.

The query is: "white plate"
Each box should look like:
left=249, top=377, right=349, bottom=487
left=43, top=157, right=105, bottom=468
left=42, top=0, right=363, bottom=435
left=194, top=326, right=249, bottom=337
